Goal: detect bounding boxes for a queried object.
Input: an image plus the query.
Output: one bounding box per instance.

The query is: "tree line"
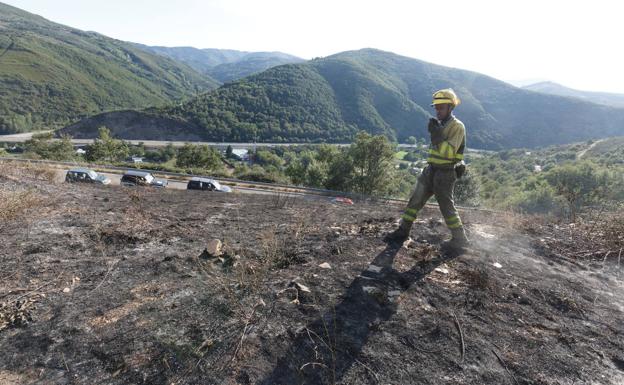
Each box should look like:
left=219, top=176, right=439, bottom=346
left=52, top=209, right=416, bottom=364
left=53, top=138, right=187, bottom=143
left=13, top=127, right=624, bottom=221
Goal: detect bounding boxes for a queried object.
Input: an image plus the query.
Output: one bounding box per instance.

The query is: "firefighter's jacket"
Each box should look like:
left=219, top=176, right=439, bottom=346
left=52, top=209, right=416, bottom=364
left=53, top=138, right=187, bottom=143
left=427, top=115, right=465, bottom=168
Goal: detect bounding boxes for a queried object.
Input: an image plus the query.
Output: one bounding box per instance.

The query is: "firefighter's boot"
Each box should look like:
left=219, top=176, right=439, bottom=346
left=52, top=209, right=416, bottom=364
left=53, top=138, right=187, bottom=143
left=384, top=220, right=412, bottom=243
left=445, top=227, right=470, bottom=250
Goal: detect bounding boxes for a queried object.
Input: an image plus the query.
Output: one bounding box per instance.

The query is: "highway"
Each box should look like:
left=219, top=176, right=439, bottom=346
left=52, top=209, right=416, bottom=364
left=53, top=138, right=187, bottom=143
left=0, top=132, right=495, bottom=155
left=0, top=132, right=423, bottom=150
left=77, top=171, right=338, bottom=202
left=1, top=157, right=501, bottom=212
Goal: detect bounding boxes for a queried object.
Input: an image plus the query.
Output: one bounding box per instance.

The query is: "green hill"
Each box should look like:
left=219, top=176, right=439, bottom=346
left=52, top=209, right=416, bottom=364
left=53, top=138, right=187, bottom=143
left=61, top=49, right=624, bottom=149
left=0, top=2, right=218, bottom=134
left=137, top=45, right=304, bottom=82
left=523, top=81, right=624, bottom=108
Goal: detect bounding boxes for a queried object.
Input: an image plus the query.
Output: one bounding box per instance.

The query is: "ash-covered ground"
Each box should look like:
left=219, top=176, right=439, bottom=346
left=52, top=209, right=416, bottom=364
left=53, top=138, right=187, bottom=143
left=1, top=163, right=623, bottom=385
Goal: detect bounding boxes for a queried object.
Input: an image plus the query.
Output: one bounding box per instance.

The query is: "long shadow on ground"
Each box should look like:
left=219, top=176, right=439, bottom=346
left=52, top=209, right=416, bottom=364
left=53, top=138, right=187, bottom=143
left=258, top=243, right=460, bottom=385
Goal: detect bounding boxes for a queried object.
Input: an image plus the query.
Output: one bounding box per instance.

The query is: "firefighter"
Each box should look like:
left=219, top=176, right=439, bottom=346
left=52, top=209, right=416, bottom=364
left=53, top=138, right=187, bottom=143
left=385, top=88, right=469, bottom=249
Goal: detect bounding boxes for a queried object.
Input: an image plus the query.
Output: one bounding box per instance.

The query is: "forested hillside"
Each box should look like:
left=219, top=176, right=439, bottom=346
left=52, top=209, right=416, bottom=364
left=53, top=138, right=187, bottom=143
left=0, top=2, right=217, bottom=134
left=63, top=49, right=624, bottom=149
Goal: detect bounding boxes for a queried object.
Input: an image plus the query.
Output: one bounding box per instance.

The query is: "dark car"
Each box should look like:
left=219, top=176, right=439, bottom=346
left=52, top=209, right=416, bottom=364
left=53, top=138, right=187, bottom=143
left=187, top=177, right=231, bottom=192
left=120, top=170, right=168, bottom=188
left=65, top=168, right=111, bottom=185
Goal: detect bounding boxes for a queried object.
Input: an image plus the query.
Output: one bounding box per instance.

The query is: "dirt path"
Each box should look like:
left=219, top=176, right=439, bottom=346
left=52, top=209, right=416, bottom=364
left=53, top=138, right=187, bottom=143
left=577, top=138, right=605, bottom=159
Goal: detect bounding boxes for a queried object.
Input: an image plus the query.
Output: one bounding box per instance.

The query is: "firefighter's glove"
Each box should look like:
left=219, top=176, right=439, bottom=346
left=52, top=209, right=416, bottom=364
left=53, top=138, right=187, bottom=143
left=455, top=161, right=466, bottom=179
left=428, top=118, right=444, bottom=145
left=427, top=118, right=440, bottom=133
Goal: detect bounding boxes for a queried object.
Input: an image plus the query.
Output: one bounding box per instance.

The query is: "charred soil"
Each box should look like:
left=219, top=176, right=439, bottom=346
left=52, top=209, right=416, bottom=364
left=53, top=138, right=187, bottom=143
left=1, top=163, right=623, bottom=385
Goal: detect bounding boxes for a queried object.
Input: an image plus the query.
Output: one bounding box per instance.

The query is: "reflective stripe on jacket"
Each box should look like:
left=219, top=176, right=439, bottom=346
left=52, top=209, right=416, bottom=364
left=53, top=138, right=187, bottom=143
left=427, top=115, right=465, bottom=167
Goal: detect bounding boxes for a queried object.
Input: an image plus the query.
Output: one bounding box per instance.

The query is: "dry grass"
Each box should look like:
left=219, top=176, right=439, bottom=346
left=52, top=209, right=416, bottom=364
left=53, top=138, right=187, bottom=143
left=0, top=161, right=58, bottom=183
left=0, top=189, right=41, bottom=222
left=0, top=370, right=31, bottom=385
left=0, top=162, right=58, bottom=238
left=529, top=205, right=624, bottom=269
left=496, top=208, right=527, bottom=230
left=89, top=188, right=153, bottom=245
left=271, top=191, right=296, bottom=209
left=189, top=219, right=312, bottom=370
left=0, top=299, right=36, bottom=332
left=462, top=267, right=492, bottom=291
left=260, top=222, right=307, bottom=269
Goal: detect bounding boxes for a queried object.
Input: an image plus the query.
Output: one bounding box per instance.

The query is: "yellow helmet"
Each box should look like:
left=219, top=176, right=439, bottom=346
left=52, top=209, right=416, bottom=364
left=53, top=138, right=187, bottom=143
left=431, top=88, right=461, bottom=107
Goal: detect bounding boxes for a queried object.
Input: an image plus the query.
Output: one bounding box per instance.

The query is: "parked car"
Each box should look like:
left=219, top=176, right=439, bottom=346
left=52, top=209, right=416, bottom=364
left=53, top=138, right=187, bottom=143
left=187, top=177, right=231, bottom=192
left=120, top=170, right=168, bottom=188
left=65, top=168, right=111, bottom=185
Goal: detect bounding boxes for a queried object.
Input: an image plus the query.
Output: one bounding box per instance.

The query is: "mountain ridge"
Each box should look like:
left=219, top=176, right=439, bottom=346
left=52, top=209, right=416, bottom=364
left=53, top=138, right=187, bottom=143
left=136, top=44, right=304, bottom=82
left=523, top=81, right=624, bottom=108
left=61, top=48, right=624, bottom=150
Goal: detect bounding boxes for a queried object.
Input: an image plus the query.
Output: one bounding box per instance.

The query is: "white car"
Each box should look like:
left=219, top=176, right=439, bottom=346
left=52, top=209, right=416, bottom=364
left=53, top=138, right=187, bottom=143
left=186, top=177, right=232, bottom=192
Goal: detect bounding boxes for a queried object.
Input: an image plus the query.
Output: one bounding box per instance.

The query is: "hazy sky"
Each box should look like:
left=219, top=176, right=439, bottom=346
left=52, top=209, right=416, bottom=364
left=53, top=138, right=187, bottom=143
left=6, top=0, right=624, bottom=93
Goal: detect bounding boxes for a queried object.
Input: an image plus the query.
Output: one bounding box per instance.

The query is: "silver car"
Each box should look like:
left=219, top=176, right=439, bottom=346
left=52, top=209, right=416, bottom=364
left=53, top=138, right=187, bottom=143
left=120, top=170, right=168, bottom=188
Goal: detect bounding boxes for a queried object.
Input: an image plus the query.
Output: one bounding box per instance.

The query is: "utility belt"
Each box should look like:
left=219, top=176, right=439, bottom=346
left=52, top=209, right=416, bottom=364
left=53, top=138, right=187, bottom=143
left=428, top=161, right=466, bottom=178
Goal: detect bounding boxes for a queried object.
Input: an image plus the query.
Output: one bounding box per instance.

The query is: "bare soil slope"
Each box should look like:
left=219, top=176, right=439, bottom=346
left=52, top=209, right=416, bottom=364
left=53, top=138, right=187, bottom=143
left=1, top=163, right=623, bottom=385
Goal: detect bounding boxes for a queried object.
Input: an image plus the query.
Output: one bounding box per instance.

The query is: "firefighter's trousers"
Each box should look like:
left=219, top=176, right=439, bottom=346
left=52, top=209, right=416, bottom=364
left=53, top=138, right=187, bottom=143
left=401, top=165, right=463, bottom=230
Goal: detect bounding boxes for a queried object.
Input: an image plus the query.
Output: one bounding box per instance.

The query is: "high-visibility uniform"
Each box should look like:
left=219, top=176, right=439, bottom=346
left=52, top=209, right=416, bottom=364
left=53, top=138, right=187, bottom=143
left=401, top=115, right=466, bottom=231
left=427, top=116, right=465, bottom=168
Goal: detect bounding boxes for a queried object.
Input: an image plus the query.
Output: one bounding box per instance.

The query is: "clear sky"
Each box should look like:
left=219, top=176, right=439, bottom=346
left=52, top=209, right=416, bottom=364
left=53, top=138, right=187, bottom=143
left=5, top=0, right=624, bottom=93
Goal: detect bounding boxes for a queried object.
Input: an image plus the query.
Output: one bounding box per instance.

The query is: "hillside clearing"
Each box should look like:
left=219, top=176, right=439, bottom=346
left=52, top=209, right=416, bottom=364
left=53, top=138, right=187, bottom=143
left=1, top=163, right=623, bottom=385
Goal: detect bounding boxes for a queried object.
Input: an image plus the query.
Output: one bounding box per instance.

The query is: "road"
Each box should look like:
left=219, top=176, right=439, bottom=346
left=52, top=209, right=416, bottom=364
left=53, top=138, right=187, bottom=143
left=2, top=156, right=503, bottom=212
left=0, top=131, right=51, bottom=142
left=0, top=132, right=494, bottom=155
left=97, top=171, right=332, bottom=201
left=0, top=132, right=349, bottom=148
left=577, top=138, right=605, bottom=159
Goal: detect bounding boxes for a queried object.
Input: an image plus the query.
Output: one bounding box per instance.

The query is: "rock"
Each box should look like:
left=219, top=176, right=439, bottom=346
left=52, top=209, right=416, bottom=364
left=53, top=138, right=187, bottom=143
left=197, top=338, right=214, bottom=352
left=518, top=296, right=531, bottom=305
left=283, top=283, right=308, bottom=305
left=293, top=282, right=311, bottom=293
left=318, top=262, right=331, bottom=269
left=206, top=239, right=222, bottom=256
left=493, top=262, right=502, bottom=268
left=286, top=280, right=311, bottom=294
left=200, top=239, right=222, bottom=259
left=62, top=287, right=70, bottom=293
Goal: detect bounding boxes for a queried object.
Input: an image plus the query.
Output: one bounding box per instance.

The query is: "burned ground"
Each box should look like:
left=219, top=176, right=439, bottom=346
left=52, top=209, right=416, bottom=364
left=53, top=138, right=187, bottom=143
left=1, top=163, right=624, bottom=385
